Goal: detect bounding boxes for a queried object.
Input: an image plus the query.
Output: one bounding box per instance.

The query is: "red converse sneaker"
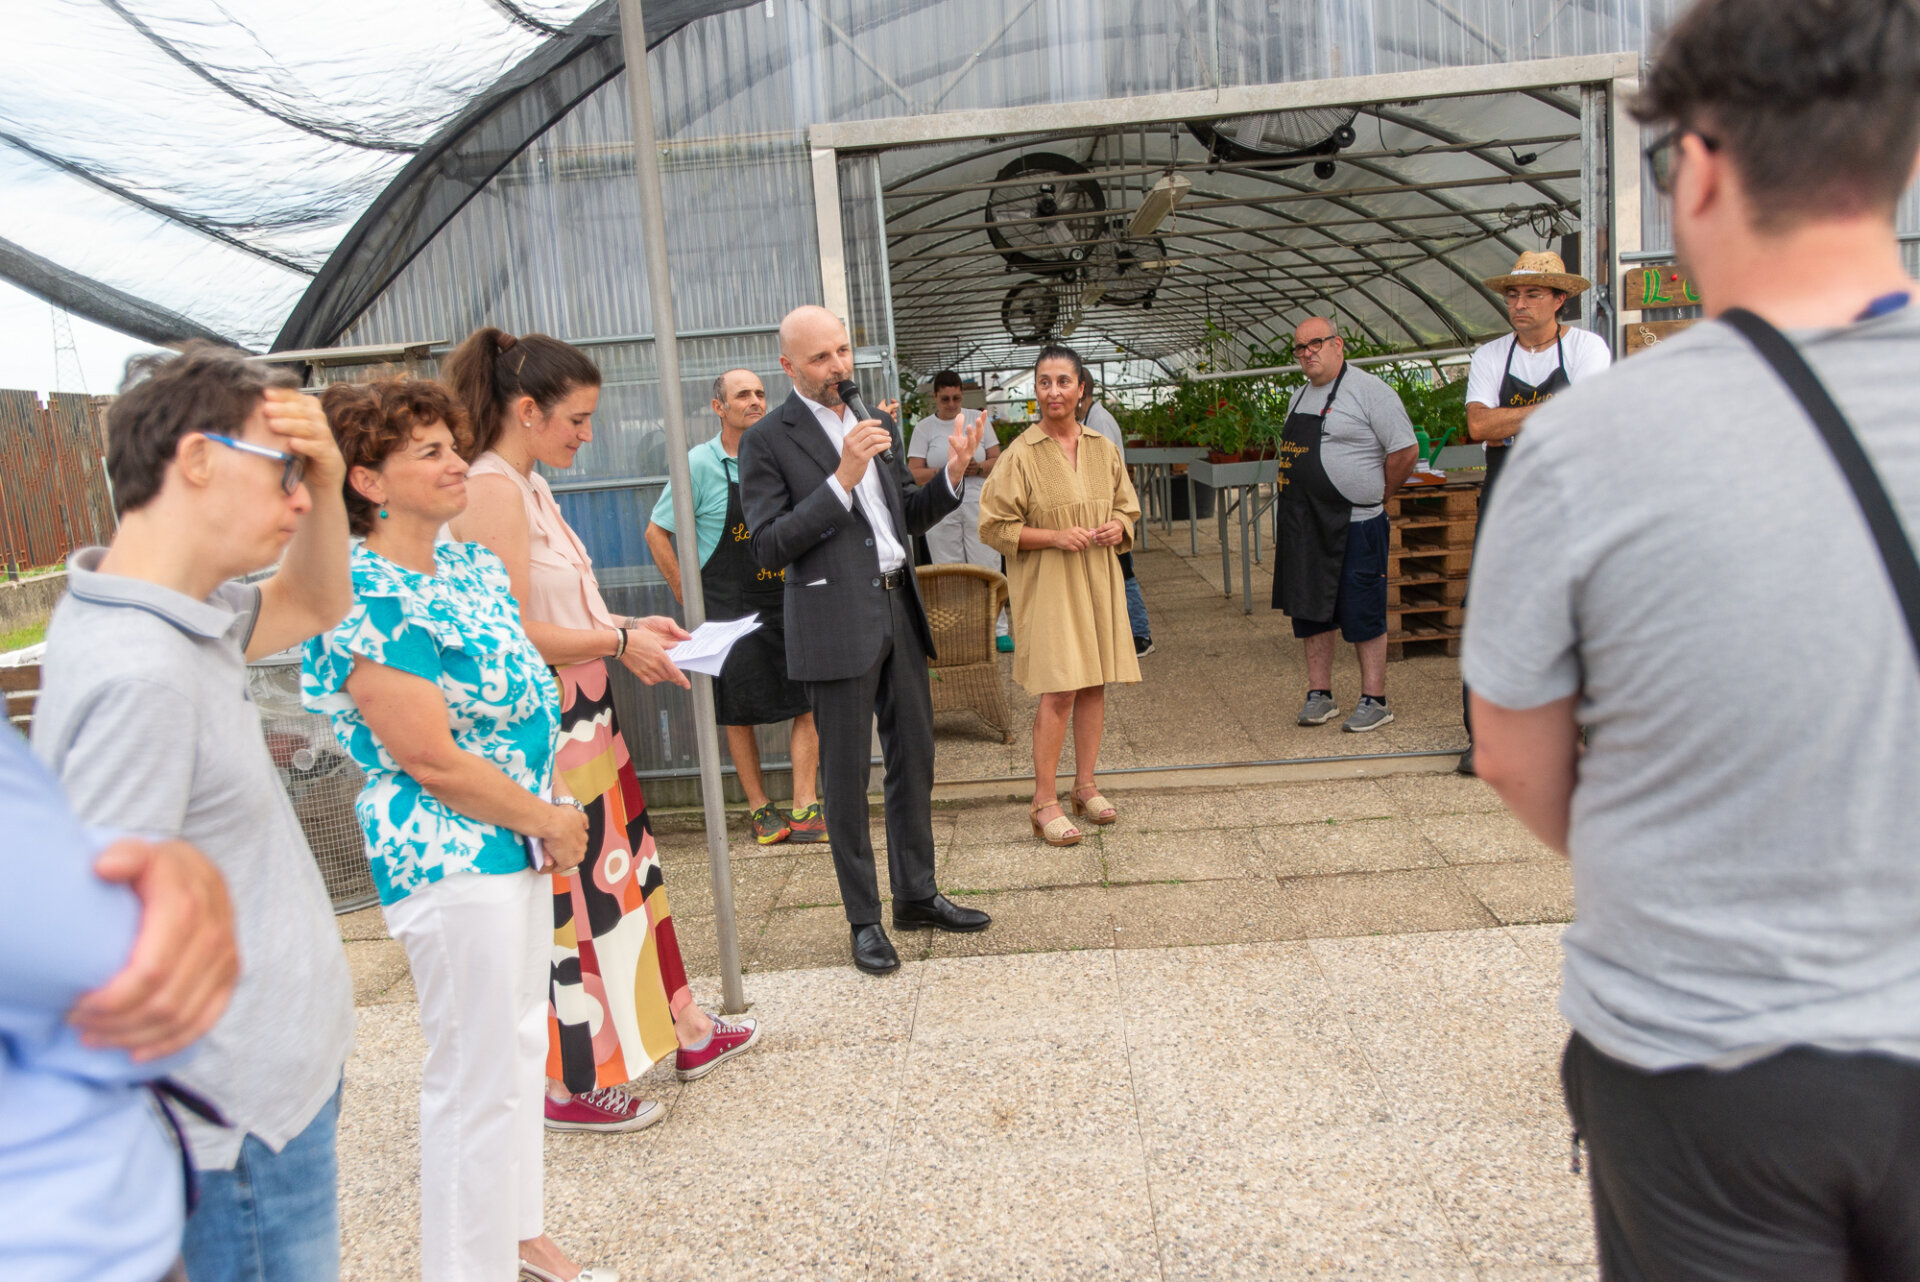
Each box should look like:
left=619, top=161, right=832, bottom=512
left=544, top=1087, right=665, bottom=1133
left=674, top=1016, right=762, bottom=1082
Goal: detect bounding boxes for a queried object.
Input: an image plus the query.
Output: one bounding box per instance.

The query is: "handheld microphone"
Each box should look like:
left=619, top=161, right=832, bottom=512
left=836, top=378, right=895, bottom=463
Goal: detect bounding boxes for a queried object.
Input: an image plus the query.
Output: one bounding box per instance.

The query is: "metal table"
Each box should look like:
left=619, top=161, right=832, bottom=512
left=1189, top=458, right=1280, bottom=614
left=1125, top=447, right=1206, bottom=546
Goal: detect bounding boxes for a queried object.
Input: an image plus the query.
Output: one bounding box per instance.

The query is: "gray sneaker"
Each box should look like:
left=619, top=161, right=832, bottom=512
left=1298, top=691, right=1339, bottom=726
left=1342, top=699, right=1395, bottom=733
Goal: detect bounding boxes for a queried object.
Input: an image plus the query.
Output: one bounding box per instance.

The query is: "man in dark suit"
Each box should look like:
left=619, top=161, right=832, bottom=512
left=741, top=305, right=993, bottom=974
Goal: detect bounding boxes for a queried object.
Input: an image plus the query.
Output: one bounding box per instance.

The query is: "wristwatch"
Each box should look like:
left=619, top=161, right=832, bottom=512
left=554, top=797, right=586, bottom=816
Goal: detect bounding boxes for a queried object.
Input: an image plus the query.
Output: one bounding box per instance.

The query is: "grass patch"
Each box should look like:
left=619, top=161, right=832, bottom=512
left=0, top=620, right=46, bottom=653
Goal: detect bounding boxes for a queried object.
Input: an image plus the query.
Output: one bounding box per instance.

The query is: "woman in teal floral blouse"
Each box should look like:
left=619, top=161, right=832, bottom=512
left=301, top=379, right=611, bottom=1282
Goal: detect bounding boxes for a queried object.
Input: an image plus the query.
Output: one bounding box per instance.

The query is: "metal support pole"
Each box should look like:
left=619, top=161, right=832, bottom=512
left=616, top=0, right=747, bottom=1015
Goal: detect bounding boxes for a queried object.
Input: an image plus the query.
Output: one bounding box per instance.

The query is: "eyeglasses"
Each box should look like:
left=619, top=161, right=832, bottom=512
left=1645, top=127, right=1721, bottom=196
left=1296, top=334, right=1340, bottom=356
left=203, top=433, right=307, bottom=495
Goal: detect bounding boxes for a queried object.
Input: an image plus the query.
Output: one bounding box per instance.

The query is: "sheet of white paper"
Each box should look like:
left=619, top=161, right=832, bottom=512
left=666, top=613, right=764, bottom=678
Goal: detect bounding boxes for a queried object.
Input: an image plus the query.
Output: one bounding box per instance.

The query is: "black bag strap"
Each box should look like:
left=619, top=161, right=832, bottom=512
left=1722, top=306, right=1920, bottom=666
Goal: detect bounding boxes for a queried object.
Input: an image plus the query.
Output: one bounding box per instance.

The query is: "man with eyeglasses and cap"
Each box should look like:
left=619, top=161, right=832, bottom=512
left=1455, top=250, right=1612, bottom=775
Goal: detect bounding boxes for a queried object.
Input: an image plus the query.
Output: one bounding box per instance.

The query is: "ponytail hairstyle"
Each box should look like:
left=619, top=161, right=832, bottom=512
left=1033, top=342, right=1089, bottom=391
left=443, top=327, right=602, bottom=460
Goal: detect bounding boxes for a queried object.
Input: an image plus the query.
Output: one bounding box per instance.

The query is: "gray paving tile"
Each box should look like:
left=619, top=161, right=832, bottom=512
left=1147, top=1125, right=1476, bottom=1280
left=1458, top=859, right=1576, bottom=925
left=923, top=887, right=1119, bottom=959
left=1255, top=816, right=1446, bottom=877
left=1416, top=811, right=1555, bottom=865
left=872, top=1142, right=1160, bottom=1282
left=1377, top=770, right=1506, bottom=815
left=1272, top=868, right=1500, bottom=939
left=943, top=838, right=1103, bottom=892
left=1101, top=826, right=1267, bottom=883
left=343, top=938, right=409, bottom=1006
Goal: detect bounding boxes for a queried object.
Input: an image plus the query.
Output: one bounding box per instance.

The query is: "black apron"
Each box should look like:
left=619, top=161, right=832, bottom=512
left=704, top=458, right=812, bottom=726
left=1271, top=364, right=1354, bottom=619
left=1484, top=328, right=1570, bottom=506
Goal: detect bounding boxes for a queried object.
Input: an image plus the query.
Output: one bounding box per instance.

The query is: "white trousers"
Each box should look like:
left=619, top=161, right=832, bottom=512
left=383, top=869, right=549, bottom=1282
left=925, top=504, right=1010, bottom=636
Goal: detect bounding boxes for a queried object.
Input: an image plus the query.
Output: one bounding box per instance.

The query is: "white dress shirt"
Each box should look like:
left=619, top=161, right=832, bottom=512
left=798, top=391, right=961, bottom=573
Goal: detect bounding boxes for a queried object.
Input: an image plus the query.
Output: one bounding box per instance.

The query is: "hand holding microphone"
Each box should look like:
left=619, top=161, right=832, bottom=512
left=836, top=379, right=895, bottom=462
left=832, top=378, right=900, bottom=492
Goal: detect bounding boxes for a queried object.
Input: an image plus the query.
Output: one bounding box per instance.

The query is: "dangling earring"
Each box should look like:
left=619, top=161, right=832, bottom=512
left=379, top=507, right=388, bottom=520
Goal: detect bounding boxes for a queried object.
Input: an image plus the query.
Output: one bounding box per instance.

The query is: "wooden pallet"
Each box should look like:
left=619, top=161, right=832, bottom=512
left=3, top=664, right=38, bottom=733
left=1394, top=518, right=1477, bottom=550
left=1387, top=635, right=1463, bottom=660
left=1390, top=610, right=1459, bottom=633
left=1389, top=547, right=1474, bottom=578
left=1385, top=486, right=1479, bottom=519
left=1387, top=577, right=1468, bottom=608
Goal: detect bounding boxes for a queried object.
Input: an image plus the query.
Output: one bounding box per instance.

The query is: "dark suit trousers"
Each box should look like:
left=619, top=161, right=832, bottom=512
left=805, top=586, right=940, bottom=925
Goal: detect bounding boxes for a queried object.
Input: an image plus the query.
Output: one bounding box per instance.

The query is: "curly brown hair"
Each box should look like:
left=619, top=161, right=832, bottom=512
left=321, top=378, right=471, bottom=536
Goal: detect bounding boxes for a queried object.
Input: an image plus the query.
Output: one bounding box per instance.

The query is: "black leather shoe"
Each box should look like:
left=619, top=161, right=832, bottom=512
left=893, top=892, right=991, bottom=933
left=851, top=924, right=900, bottom=975
left=1455, top=744, right=1477, bottom=777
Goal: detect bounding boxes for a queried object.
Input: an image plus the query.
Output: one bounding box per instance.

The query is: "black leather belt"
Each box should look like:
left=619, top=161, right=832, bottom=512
left=879, top=568, right=909, bottom=590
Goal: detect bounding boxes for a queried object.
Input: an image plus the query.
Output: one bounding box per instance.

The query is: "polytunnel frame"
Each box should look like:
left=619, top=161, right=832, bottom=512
left=806, top=52, right=1643, bottom=380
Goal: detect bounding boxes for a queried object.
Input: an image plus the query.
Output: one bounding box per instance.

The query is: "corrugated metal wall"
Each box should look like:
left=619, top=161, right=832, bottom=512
left=0, top=390, right=115, bottom=575
left=327, top=0, right=1918, bottom=777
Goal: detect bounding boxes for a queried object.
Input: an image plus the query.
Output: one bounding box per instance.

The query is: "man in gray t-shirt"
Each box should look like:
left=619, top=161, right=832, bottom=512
left=32, top=344, right=355, bottom=1282
left=1272, top=317, right=1418, bottom=734
left=1464, top=0, right=1920, bottom=1269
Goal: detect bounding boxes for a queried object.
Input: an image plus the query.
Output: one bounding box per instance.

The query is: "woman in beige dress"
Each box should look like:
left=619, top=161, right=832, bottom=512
left=978, top=344, right=1142, bottom=846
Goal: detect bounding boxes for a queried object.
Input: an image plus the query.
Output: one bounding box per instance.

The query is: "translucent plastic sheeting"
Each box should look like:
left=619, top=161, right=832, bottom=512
left=3, top=0, right=745, bottom=349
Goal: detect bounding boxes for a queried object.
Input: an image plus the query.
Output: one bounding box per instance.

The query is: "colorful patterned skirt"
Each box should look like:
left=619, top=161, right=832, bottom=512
left=547, top=659, right=692, bottom=1092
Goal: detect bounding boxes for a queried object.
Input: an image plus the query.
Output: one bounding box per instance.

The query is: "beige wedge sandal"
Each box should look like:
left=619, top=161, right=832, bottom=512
left=1071, top=784, right=1117, bottom=825
left=1030, top=800, right=1084, bottom=847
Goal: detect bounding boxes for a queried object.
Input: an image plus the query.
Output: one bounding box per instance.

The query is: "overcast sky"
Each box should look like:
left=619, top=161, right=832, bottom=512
left=0, top=277, right=160, bottom=396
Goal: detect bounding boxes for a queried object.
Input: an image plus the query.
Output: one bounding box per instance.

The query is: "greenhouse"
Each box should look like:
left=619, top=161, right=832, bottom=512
left=13, top=0, right=1920, bottom=785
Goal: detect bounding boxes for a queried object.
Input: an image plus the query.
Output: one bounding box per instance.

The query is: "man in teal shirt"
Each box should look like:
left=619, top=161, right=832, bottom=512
left=647, top=369, right=822, bottom=844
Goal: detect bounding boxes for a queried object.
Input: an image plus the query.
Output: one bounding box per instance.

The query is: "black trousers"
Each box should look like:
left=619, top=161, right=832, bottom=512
left=1562, top=1033, right=1920, bottom=1282
left=804, top=587, right=940, bottom=925
left=1461, top=444, right=1512, bottom=738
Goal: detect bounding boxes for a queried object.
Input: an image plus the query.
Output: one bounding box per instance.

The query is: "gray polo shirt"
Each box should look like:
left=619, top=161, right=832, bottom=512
left=1285, top=365, right=1418, bottom=521
left=1462, top=306, right=1920, bottom=1071
left=32, top=549, right=354, bottom=1170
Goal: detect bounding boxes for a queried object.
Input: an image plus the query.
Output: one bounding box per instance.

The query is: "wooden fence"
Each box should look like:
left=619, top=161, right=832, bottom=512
left=0, top=390, right=116, bottom=574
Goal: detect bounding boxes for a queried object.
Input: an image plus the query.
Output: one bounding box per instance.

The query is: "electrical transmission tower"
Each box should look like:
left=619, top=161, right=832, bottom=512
left=51, top=306, right=88, bottom=396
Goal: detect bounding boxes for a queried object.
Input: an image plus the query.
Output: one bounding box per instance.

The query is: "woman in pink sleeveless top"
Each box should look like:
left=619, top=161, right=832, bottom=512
left=445, top=329, right=760, bottom=1136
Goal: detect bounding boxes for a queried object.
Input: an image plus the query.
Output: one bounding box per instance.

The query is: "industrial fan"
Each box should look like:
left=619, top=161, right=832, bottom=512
left=247, top=653, right=375, bottom=913
left=985, top=152, right=1108, bottom=275
left=1085, top=225, right=1171, bottom=309
left=1000, top=279, right=1084, bottom=344
left=1186, top=106, right=1359, bottom=174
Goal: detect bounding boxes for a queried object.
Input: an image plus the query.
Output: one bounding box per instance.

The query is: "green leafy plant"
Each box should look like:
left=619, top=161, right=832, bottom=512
left=1115, top=327, right=1467, bottom=453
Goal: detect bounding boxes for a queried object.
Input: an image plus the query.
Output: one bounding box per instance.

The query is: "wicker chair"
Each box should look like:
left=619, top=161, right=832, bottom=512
left=915, top=563, right=1014, bottom=744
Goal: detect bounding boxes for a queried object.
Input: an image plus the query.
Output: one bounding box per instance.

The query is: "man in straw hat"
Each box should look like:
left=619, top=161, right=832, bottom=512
left=1455, top=249, right=1611, bottom=775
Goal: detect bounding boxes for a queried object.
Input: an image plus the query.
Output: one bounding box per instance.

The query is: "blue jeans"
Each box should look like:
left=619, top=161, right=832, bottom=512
left=181, top=1084, right=340, bottom=1282
left=1124, top=575, right=1150, bottom=641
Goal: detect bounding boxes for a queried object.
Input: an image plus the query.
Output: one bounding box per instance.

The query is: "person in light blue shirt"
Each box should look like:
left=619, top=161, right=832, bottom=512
left=0, top=724, right=238, bottom=1282
left=646, top=369, right=823, bottom=845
